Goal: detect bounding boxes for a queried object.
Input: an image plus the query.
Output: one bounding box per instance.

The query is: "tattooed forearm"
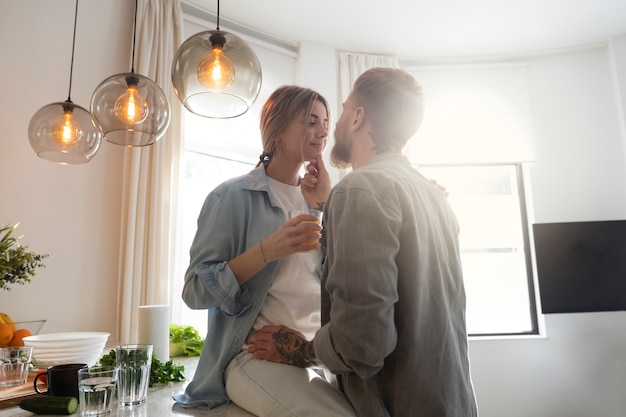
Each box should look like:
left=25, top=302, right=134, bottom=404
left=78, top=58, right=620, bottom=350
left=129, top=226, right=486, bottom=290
left=272, top=329, right=318, bottom=368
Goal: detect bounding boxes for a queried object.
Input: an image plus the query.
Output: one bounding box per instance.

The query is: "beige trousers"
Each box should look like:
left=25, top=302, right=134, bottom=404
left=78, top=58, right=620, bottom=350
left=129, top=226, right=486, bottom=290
left=225, top=350, right=356, bottom=417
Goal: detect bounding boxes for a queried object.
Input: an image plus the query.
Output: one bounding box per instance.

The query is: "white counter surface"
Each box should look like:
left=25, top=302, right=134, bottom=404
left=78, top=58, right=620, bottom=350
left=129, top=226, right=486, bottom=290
left=0, top=357, right=254, bottom=417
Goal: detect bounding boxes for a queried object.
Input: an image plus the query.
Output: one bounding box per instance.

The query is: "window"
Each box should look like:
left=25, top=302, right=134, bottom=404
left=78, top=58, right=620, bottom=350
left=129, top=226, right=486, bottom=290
left=177, top=153, right=255, bottom=336
left=406, top=64, right=539, bottom=336
left=178, top=161, right=538, bottom=337
left=419, top=164, right=538, bottom=336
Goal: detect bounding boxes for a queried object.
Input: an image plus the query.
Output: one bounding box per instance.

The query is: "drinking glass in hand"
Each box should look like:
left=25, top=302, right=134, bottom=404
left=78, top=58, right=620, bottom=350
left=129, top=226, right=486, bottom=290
left=289, top=209, right=323, bottom=247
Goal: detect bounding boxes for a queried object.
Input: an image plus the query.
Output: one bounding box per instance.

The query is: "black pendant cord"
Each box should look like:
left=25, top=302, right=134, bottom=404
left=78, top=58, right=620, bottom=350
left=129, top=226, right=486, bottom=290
left=216, top=0, right=220, bottom=30
left=66, top=0, right=79, bottom=104
left=131, top=0, right=138, bottom=73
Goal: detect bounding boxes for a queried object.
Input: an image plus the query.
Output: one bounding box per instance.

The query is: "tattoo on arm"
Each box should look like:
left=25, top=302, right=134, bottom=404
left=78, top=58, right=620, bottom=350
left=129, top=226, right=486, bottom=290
left=272, top=329, right=317, bottom=368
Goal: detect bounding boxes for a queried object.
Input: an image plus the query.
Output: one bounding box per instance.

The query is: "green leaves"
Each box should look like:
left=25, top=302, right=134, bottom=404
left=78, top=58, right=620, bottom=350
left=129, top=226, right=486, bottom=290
left=169, top=323, right=205, bottom=357
left=98, top=349, right=186, bottom=387
left=0, top=223, right=48, bottom=291
left=149, top=357, right=185, bottom=386
left=96, top=324, right=204, bottom=387
left=99, top=349, right=116, bottom=367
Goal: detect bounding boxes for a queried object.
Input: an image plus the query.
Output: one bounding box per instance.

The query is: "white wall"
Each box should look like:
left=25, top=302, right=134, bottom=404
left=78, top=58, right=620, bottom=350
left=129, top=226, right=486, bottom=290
left=0, top=0, right=132, bottom=336
left=2, top=1, right=626, bottom=416
left=528, top=46, right=626, bottom=221
left=469, top=44, right=626, bottom=416
left=610, top=34, right=626, bottom=154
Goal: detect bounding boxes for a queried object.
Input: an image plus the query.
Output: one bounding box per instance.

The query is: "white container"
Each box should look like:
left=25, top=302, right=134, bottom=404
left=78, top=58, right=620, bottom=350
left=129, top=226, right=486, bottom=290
left=23, top=332, right=109, bottom=369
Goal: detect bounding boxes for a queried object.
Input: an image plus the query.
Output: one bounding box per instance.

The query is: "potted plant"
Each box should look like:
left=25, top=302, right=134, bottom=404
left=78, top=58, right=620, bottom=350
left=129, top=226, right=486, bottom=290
left=0, top=223, right=48, bottom=291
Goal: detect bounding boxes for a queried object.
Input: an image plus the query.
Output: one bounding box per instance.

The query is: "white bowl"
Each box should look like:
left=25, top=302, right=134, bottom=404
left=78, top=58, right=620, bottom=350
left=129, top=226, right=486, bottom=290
left=25, top=343, right=103, bottom=356
left=28, top=349, right=97, bottom=359
left=22, top=332, right=109, bottom=348
left=23, top=332, right=109, bottom=369
left=30, top=352, right=104, bottom=369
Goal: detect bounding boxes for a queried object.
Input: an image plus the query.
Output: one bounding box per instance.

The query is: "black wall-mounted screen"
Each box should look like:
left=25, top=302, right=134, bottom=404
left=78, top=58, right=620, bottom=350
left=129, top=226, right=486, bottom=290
left=533, top=220, right=626, bottom=314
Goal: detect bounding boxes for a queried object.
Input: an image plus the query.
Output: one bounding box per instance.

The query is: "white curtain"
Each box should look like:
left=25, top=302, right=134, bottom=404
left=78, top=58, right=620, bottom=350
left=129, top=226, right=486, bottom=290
left=337, top=52, right=399, bottom=104
left=116, top=0, right=183, bottom=344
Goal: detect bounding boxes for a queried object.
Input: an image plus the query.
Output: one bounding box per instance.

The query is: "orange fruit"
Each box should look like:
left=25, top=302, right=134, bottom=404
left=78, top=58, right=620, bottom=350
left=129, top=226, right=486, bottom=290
left=0, top=313, right=15, bottom=331
left=0, top=323, right=14, bottom=347
left=9, top=328, right=32, bottom=347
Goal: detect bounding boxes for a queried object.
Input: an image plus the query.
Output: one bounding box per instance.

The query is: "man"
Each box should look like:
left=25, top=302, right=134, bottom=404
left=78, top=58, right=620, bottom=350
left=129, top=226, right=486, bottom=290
left=248, top=67, right=479, bottom=416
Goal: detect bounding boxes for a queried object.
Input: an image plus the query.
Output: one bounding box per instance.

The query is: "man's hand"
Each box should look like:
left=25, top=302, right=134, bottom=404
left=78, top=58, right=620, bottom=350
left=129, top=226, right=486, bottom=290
left=430, top=179, right=449, bottom=197
left=246, top=325, right=317, bottom=368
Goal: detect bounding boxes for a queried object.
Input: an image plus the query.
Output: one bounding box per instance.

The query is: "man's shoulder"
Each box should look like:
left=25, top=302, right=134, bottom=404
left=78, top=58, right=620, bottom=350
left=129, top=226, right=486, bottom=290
left=338, top=156, right=411, bottom=188
left=334, top=168, right=378, bottom=191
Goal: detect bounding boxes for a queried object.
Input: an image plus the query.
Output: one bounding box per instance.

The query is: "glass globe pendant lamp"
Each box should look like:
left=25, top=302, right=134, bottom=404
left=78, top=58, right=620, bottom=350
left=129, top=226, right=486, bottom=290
left=171, top=0, right=262, bottom=118
left=90, top=0, right=170, bottom=146
left=91, top=73, right=170, bottom=147
left=28, top=100, right=102, bottom=164
left=28, top=0, right=102, bottom=165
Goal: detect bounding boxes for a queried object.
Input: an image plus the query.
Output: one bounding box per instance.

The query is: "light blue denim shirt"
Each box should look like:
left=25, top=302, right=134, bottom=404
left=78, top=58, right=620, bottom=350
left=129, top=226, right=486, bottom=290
left=174, top=164, right=287, bottom=408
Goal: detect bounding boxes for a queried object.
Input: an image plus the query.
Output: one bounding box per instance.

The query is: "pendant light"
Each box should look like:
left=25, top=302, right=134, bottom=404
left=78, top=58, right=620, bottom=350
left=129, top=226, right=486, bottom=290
left=90, top=0, right=170, bottom=146
left=171, top=0, right=262, bottom=118
left=28, top=0, right=102, bottom=165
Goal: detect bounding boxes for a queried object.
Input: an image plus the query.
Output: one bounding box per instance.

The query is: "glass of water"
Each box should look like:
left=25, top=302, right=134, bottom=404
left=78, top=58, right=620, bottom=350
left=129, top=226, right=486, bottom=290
left=0, top=346, right=33, bottom=387
left=78, top=366, right=118, bottom=415
left=115, top=344, right=152, bottom=407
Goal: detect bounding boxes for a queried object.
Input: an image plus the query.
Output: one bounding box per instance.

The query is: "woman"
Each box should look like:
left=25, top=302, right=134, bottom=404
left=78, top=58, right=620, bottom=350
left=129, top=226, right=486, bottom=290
left=174, top=86, right=356, bottom=417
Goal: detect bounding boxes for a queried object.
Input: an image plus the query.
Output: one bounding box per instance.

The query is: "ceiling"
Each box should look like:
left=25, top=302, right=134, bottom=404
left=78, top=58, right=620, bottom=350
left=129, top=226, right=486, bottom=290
left=184, top=0, right=626, bottom=60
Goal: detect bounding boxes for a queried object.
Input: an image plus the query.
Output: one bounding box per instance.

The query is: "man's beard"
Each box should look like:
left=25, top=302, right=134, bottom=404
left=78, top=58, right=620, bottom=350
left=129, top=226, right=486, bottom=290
left=330, top=140, right=351, bottom=169
left=330, top=124, right=352, bottom=169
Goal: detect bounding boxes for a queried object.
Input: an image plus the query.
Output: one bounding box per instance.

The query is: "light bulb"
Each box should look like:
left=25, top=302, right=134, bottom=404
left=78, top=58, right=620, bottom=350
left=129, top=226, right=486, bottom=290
left=197, top=45, right=235, bottom=91
left=114, top=82, right=149, bottom=124
left=52, top=109, right=82, bottom=146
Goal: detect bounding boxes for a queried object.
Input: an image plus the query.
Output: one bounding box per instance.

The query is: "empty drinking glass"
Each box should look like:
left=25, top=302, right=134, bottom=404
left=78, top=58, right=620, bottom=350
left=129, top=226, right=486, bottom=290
left=0, top=346, right=33, bottom=387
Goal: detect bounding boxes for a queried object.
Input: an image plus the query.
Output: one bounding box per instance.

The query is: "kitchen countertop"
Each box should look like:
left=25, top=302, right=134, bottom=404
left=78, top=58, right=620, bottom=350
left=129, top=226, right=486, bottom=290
left=0, top=357, right=255, bottom=417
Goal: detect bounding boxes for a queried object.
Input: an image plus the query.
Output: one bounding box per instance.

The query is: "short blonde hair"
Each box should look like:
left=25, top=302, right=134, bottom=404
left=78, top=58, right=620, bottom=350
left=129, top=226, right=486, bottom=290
left=352, top=67, right=424, bottom=153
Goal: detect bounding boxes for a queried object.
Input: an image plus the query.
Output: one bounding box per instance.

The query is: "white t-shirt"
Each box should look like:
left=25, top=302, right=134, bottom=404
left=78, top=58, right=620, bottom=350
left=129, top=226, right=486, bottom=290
left=252, top=177, right=322, bottom=340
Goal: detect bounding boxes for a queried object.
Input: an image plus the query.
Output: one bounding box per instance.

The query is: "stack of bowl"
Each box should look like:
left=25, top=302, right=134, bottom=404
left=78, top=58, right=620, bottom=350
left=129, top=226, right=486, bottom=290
left=22, top=332, right=110, bottom=369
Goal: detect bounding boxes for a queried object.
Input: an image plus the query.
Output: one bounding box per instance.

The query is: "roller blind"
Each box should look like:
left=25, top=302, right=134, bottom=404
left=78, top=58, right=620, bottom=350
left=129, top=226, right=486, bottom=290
left=405, top=64, right=536, bottom=165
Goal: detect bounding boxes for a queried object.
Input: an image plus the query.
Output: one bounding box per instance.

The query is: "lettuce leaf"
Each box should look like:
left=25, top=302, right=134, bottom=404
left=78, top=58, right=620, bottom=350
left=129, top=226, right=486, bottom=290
left=169, top=323, right=205, bottom=357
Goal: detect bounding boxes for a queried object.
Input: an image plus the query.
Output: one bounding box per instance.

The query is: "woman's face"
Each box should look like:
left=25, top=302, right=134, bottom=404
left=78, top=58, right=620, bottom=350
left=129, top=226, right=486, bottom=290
left=280, top=99, right=329, bottom=162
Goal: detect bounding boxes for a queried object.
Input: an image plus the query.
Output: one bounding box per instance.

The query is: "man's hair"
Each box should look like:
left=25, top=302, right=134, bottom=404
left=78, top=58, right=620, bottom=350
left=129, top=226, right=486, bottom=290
left=257, top=85, right=330, bottom=166
left=352, top=67, right=425, bottom=153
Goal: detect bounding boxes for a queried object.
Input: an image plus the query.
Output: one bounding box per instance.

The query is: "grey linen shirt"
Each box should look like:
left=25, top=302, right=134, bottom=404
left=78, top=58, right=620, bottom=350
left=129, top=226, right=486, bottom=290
left=314, top=153, right=478, bottom=417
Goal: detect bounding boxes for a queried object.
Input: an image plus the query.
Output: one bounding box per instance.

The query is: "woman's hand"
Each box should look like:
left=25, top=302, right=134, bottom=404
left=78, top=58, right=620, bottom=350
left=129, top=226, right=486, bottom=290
left=228, top=213, right=321, bottom=285
left=301, top=155, right=330, bottom=210
left=260, top=214, right=322, bottom=262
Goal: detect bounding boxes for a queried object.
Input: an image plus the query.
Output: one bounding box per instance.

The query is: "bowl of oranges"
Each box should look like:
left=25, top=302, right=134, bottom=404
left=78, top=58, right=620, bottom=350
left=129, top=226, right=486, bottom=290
left=0, top=313, right=47, bottom=347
